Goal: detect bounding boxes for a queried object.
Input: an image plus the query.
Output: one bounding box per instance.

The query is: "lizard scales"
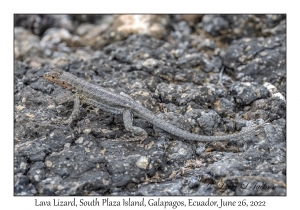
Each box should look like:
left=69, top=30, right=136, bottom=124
left=44, top=68, right=267, bottom=142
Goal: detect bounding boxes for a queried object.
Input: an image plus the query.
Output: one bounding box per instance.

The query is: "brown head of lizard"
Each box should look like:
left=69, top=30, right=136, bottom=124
left=44, top=68, right=73, bottom=90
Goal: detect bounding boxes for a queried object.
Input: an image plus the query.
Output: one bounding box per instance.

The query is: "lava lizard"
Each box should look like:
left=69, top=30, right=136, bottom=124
left=44, top=68, right=268, bottom=142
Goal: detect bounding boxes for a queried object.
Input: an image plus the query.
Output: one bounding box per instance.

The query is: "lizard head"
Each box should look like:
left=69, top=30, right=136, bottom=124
left=44, top=68, right=73, bottom=90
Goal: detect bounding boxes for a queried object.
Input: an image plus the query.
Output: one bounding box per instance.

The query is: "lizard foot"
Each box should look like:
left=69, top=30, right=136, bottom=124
left=112, top=130, right=148, bottom=143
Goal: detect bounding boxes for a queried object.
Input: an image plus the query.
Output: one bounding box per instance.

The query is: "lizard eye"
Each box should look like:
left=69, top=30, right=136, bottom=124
left=52, top=76, right=56, bottom=79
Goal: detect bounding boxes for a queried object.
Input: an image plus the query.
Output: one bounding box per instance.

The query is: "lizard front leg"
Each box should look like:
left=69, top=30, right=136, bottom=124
left=63, top=93, right=81, bottom=125
left=122, top=109, right=148, bottom=142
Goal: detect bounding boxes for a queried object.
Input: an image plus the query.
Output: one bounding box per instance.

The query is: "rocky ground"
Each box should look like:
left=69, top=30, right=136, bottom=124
left=14, top=14, right=286, bottom=196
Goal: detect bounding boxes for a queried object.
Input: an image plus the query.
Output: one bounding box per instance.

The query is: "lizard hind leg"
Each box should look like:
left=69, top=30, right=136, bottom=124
left=121, top=109, right=148, bottom=143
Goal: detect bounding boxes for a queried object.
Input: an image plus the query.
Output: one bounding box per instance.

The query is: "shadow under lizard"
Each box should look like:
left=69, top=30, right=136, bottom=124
left=44, top=68, right=267, bottom=142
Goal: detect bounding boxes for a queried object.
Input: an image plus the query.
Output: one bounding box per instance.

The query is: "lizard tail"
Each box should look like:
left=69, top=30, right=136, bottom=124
left=139, top=106, right=269, bottom=142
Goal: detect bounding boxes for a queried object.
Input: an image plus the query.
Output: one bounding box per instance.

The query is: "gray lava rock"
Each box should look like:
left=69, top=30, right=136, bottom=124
left=14, top=14, right=286, bottom=196
left=202, top=15, right=229, bottom=36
